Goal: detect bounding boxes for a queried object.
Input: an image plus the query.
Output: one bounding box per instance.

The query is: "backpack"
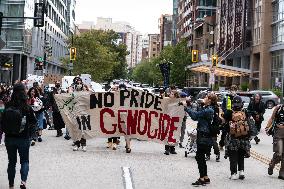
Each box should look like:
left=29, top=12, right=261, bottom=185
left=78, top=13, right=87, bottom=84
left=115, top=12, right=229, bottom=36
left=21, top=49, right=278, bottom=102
left=229, top=111, right=249, bottom=138
left=209, top=106, right=222, bottom=136
left=268, top=105, right=284, bottom=136
left=1, top=106, right=26, bottom=135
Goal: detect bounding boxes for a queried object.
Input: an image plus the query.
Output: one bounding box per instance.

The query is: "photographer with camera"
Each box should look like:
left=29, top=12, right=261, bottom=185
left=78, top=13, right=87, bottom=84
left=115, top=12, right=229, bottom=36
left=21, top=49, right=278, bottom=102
left=182, top=93, right=217, bottom=186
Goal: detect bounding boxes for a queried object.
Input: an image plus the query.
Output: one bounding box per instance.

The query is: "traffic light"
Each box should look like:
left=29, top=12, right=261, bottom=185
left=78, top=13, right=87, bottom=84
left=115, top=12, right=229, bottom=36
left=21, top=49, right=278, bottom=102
left=212, top=55, right=218, bottom=67
left=192, top=50, right=198, bottom=63
left=34, top=57, right=43, bottom=70
left=34, top=3, right=45, bottom=27
left=70, top=47, right=76, bottom=61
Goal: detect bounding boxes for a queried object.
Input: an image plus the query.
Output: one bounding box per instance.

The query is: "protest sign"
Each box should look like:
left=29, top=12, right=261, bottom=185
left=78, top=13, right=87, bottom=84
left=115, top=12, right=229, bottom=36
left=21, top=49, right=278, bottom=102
left=55, top=89, right=184, bottom=144
left=44, top=74, right=63, bottom=85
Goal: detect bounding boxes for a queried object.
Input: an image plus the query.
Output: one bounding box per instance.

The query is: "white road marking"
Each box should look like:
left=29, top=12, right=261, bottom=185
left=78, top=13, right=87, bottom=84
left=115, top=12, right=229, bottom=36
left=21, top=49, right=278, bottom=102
left=122, top=166, right=134, bottom=189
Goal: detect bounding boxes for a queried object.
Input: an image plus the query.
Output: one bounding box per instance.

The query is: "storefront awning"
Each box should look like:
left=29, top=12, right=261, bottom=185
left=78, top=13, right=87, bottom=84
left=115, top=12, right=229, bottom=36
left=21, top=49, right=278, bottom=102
left=187, top=62, right=251, bottom=77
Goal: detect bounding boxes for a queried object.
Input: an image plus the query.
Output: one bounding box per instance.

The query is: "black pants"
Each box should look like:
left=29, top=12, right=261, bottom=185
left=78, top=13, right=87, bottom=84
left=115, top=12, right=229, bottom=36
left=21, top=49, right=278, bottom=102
left=74, top=138, right=86, bottom=147
left=229, top=149, right=245, bottom=174
left=165, top=145, right=175, bottom=152
left=219, top=126, right=228, bottom=147
left=196, top=144, right=211, bottom=178
left=108, top=137, right=118, bottom=143
left=206, top=137, right=219, bottom=156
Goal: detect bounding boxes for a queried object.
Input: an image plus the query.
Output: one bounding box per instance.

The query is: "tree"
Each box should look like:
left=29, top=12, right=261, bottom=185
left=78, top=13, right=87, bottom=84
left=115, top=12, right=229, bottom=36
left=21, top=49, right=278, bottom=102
left=159, top=39, right=192, bottom=87
left=63, top=30, right=128, bottom=82
left=131, top=58, right=162, bottom=86
left=130, top=39, right=192, bottom=88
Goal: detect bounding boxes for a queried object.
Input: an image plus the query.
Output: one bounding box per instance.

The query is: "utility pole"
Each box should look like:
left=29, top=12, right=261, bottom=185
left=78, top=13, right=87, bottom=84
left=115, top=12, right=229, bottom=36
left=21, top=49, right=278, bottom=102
left=69, top=34, right=74, bottom=76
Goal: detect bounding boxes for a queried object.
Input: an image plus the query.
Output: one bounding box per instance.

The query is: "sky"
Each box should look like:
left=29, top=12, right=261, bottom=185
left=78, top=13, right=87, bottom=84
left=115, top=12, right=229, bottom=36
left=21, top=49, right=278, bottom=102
left=75, top=0, right=173, bottom=34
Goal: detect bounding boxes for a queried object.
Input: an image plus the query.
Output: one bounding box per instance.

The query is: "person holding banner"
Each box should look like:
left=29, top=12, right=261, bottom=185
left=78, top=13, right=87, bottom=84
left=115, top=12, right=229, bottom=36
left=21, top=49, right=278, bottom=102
left=107, top=85, right=120, bottom=151
left=183, top=93, right=217, bottom=186
left=50, top=81, right=66, bottom=138
left=164, top=90, right=180, bottom=155
left=71, top=77, right=88, bottom=152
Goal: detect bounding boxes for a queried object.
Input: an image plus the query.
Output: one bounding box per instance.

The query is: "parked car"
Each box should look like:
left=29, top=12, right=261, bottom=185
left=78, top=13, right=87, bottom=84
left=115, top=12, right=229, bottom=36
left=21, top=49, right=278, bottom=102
left=249, top=90, right=280, bottom=109
left=182, top=87, right=210, bottom=100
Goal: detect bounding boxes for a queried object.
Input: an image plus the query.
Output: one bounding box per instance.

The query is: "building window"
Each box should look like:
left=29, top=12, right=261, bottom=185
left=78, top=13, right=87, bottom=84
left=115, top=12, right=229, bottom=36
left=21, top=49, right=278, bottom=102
left=271, top=51, right=283, bottom=88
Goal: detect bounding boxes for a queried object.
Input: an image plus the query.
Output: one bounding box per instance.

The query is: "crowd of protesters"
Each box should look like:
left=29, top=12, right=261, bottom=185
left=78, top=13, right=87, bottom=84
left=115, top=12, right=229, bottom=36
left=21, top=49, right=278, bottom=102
left=0, top=78, right=284, bottom=188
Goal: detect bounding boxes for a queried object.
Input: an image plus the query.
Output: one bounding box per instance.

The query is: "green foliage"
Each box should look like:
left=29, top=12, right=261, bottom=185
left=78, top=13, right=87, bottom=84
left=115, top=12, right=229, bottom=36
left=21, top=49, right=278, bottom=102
left=131, top=58, right=163, bottom=86
left=271, top=88, right=282, bottom=97
left=130, top=39, right=192, bottom=87
left=240, top=82, right=249, bottom=91
left=64, top=30, right=128, bottom=82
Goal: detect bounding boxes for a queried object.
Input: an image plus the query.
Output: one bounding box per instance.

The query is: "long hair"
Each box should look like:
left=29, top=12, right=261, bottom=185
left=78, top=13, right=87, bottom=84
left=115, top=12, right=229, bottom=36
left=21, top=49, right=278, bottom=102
left=27, top=87, right=40, bottom=98
left=8, top=84, right=29, bottom=111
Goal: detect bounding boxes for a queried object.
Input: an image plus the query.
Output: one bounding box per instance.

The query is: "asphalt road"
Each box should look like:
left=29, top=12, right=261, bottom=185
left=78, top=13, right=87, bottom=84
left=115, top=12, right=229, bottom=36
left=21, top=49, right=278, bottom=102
left=0, top=108, right=283, bottom=189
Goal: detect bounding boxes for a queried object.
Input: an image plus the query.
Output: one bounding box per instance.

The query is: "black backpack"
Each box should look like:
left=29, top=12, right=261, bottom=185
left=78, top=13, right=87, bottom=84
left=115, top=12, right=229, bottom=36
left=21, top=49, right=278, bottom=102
left=209, top=106, right=222, bottom=136
left=1, top=106, right=26, bottom=135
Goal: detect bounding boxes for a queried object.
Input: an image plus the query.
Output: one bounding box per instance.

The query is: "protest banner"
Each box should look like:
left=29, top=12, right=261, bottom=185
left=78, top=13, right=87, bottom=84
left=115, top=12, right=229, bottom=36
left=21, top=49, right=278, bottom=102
left=44, top=74, right=63, bottom=85
left=55, top=89, right=184, bottom=144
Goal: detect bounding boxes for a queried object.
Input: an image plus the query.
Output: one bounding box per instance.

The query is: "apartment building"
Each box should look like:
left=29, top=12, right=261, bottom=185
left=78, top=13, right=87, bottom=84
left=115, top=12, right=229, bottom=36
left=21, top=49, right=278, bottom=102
left=0, top=0, right=76, bottom=83
left=148, top=34, right=161, bottom=59
left=86, top=17, right=143, bottom=68
left=159, top=14, right=173, bottom=50
left=141, top=35, right=149, bottom=60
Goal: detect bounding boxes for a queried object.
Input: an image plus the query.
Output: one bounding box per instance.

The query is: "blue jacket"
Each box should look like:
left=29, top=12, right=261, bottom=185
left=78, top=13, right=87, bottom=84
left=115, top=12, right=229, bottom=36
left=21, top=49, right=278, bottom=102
left=185, top=105, right=214, bottom=145
left=185, top=105, right=214, bottom=133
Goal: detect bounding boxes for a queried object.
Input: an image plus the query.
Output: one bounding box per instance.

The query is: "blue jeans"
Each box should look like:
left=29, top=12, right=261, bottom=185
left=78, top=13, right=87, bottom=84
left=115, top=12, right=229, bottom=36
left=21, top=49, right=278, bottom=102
left=5, top=137, right=30, bottom=186
left=36, top=111, right=44, bottom=130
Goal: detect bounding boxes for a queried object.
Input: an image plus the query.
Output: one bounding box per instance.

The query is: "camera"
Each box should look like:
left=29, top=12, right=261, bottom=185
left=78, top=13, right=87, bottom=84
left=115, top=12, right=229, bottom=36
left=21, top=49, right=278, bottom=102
left=178, top=102, right=183, bottom=106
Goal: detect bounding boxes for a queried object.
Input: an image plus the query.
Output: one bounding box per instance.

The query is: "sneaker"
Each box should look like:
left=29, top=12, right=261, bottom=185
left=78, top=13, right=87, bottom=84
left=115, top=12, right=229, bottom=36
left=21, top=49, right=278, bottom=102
left=64, top=135, right=71, bottom=140
left=179, top=143, right=184, bottom=148
left=192, top=179, right=206, bottom=187
left=107, top=142, right=112, bottom=149
left=216, top=154, right=220, bottom=162
left=38, top=137, right=42, bottom=142
left=255, top=137, right=260, bottom=144
left=112, top=143, right=117, bottom=150
left=126, top=148, right=131, bottom=153
left=82, top=146, right=87, bottom=152
left=31, top=140, right=36, bottom=146
left=230, top=173, right=238, bottom=180
left=205, top=156, right=210, bottom=161
left=239, top=170, right=245, bottom=180
left=56, top=132, right=63, bottom=137
left=73, top=146, right=79, bottom=151
left=170, top=150, right=177, bottom=154
left=164, top=150, right=170, bottom=155
left=204, top=178, right=210, bottom=184
left=278, top=175, right=284, bottom=180
left=268, top=167, right=273, bottom=175
left=20, top=182, right=26, bottom=189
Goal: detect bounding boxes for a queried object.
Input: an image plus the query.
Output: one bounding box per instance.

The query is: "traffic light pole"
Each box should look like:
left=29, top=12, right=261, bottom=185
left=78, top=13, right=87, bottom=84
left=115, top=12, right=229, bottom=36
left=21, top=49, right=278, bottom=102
left=69, top=34, right=74, bottom=76
left=43, top=22, right=47, bottom=74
